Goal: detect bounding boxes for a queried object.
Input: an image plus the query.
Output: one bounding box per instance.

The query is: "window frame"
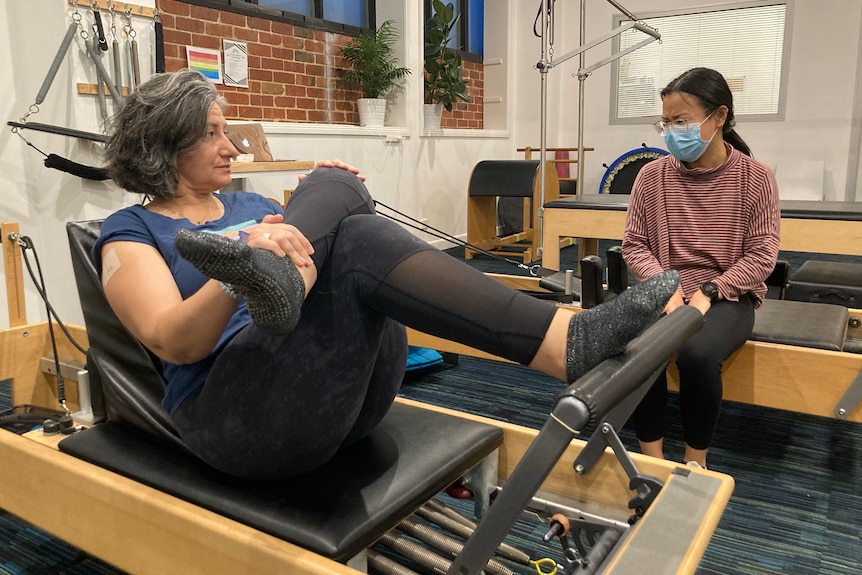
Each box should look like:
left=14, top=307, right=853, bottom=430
left=423, top=0, right=484, bottom=63
left=178, top=0, right=376, bottom=35
left=609, top=0, right=794, bottom=126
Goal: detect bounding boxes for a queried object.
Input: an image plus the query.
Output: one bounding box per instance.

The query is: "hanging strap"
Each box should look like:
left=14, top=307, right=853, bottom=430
left=153, top=7, right=165, bottom=73
left=44, top=154, right=110, bottom=181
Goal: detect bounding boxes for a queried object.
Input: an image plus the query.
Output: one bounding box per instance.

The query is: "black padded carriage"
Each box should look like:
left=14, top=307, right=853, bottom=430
left=62, top=220, right=503, bottom=562
left=786, top=260, right=862, bottom=308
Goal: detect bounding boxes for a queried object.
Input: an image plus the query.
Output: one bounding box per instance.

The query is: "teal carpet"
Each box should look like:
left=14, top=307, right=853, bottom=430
left=2, top=244, right=861, bottom=574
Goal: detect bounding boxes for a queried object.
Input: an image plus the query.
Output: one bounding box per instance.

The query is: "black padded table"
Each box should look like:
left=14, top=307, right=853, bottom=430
left=58, top=402, right=503, bottom=563
left=540, top=195, right=862, bottom=271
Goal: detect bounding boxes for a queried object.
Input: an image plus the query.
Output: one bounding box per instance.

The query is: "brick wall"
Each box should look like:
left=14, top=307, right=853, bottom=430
left=156, top=0, right=483, bottom=129
left=441, top=58, right=483, bottom=129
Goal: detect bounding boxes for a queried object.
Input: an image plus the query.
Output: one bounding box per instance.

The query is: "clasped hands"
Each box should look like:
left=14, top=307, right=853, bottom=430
left=664, top=289, right=713, bottom=316
left=245, top=159, right=363, bottom=268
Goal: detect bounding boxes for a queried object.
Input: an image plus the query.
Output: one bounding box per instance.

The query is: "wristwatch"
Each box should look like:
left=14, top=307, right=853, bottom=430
left=700, top=281, right=720, bottom=303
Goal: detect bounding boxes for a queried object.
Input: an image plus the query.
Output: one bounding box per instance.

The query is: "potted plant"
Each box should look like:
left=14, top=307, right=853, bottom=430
left=423, top=0, right=472, bottom=130
left=338, top=20, right=411, bottom=128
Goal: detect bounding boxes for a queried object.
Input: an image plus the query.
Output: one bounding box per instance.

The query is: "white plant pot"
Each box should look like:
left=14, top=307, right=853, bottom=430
left=423, top=103, right=443, bottom=131
left=357, top=98, right=386, bottom=127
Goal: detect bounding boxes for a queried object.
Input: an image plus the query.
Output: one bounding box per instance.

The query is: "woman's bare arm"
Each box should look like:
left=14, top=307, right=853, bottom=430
left=102, top=240, right=239, bottom=364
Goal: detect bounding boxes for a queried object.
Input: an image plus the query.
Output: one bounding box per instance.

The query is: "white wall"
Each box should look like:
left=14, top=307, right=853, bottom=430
left=3, top=0, right=862, bottom=330
left=545, top=0, right=862, bottom=202
left=0, top=0, right=515, bottom=329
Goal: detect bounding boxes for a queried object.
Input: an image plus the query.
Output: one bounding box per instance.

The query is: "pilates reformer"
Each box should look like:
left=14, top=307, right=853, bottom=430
left=0, top=220, right=733, bottom=575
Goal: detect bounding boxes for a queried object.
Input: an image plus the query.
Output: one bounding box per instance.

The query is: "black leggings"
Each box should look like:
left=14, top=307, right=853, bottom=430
left=632, top=295, right=754, bottom=449
left=173, top=168, right=557, bottom=478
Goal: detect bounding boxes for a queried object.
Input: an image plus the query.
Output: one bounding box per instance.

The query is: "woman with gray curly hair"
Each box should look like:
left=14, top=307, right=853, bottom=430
left=96, top=69, right=679, bottom=479
left=105, top=70, right=231, bottom=199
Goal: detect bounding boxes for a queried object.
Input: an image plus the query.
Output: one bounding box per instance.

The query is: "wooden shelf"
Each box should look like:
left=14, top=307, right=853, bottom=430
left=77, top=83, right=130, bottom=97
left=230, top=160, right=314, bottom=174
left=67, top=0, right=154, bottom=19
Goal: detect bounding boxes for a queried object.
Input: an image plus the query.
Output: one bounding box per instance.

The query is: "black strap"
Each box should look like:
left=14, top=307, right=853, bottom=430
left=155, top=21, right=165, bottom=73
left=44, top=154, right=110, bottom=181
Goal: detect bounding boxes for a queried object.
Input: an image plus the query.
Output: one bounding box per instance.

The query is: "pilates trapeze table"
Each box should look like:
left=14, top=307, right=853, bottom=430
left=540, top=195, right=862, bottom=272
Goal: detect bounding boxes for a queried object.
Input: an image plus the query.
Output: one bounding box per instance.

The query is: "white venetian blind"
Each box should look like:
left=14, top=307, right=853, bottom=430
left=615, top=3, right=787, bottom=119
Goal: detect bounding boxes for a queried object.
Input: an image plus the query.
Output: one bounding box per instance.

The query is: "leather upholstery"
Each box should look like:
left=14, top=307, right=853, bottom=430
left=786, top=260, right=862, bottom=307
left=67, top=220, right=186, bottom=450
left=468, top=160, right=541, bottom=197
left=752, top=299, right=847, bottom=351
left=62, top=220, right=503, bottom=561
left=60, top=403, right=502, bottom=561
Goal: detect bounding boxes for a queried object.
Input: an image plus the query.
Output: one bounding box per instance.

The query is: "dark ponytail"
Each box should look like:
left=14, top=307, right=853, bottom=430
left=661, top=67, right=752, bottom=157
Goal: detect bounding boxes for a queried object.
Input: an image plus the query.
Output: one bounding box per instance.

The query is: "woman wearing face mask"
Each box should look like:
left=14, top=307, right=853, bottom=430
left=622, top=67, right=781, bottom=469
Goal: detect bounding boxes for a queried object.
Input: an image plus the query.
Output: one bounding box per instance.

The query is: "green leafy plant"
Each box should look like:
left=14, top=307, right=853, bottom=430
left=424, top=0, right=471, bottom=111
left=338, top=20, right=411, bottom=99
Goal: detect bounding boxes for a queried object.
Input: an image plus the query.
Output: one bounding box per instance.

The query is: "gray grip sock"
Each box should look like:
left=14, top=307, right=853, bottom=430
left=566, top=269, right=680, bottom=382
left=174, top=229, right=306, bottom=335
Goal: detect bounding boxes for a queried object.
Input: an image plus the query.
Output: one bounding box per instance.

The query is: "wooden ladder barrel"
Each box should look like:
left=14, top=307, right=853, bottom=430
left=465, top=160, right=559, bottom=264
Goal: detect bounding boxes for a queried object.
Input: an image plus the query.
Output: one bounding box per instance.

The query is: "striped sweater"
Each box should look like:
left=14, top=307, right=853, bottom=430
left=622, top=144, right=780, bottom=307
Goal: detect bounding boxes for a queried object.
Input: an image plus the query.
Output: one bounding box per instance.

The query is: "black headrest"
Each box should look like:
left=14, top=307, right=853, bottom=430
left=468, top=160, right=542, bottom=197
left=66, top=220, right=187, bottom=451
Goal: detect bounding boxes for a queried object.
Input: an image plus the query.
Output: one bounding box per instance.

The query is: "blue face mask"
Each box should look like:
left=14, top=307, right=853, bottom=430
left=663, top=115, right=716, bottom=162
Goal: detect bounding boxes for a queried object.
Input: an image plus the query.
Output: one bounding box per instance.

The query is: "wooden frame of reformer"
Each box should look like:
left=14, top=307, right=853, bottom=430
left=0, top=220, right=732, bottom=574
left=0, top=321, right=732, bottom=575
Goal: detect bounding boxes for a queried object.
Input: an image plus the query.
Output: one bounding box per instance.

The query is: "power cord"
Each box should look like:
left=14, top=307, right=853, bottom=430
left=9, top=232, right=88, bottom=414
left=0, top=404, right=72, bottom=435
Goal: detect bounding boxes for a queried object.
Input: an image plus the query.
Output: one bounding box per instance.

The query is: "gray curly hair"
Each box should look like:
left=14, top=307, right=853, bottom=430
left=105, top=70, right=229, bottom=199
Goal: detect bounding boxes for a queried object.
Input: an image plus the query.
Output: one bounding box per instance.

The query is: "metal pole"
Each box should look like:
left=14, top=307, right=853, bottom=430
left=577, top=0, right=586, bottom=200
left=537, top=0, right=550, bottom=259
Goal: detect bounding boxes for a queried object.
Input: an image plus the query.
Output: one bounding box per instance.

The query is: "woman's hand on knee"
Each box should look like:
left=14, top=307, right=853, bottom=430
left=298, top=159, right=365, bottom=182
left=248, top=215, right=315, bottom=267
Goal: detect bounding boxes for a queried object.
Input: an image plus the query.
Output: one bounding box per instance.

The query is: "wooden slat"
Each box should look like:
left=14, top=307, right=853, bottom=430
left=2, top=222, right=25, bottom=327
left=407, top=306, right=862, bottom=423
left=0, top=430, right=356, bottom=575
left=541, top=203, right=862, bottom=272
left=66, top=0, right=154, bottom=19
left=231, top=160, right=315, bottom=173
left=669, top=340, right=862, bottom=422
left=76, top=83, right=131, bottom=96
left=0, top=323, right=88, bottom=410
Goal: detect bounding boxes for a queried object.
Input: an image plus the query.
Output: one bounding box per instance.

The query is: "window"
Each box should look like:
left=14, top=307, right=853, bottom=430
left=611, top=1, right=791, bottom=123
left=424, top=0, right=484, bottom=57
left=256, top=0, right=370, bottom=29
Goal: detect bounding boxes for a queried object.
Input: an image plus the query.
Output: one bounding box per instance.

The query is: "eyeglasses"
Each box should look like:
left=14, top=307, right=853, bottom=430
left=653, top=111, right=714, bottom=136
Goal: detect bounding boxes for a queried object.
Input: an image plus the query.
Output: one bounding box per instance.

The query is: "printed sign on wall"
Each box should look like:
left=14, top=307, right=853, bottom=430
left=186, top=46, right=222, bottom=83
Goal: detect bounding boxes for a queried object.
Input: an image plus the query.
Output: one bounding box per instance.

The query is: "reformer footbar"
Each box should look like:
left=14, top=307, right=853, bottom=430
left=448, top=307, right=704, bottom=575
